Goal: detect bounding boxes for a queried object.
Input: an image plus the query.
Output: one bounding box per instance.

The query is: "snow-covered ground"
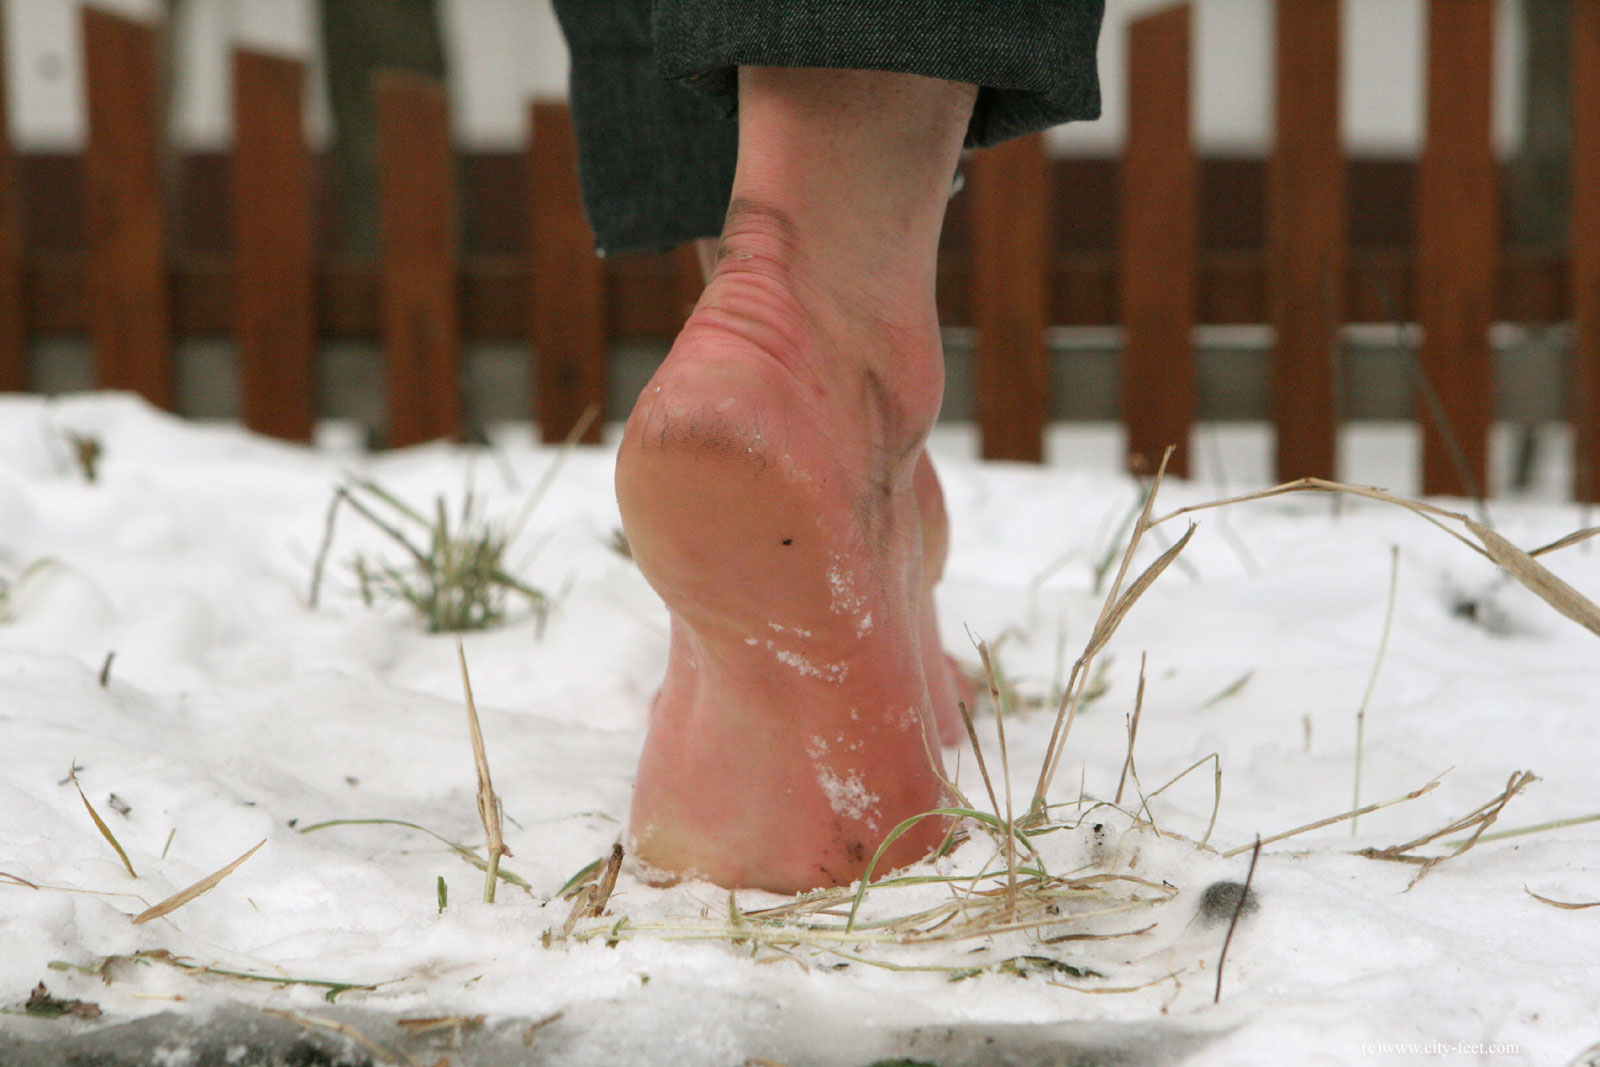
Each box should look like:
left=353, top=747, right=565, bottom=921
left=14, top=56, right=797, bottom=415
left=2, top=392, right=1598, bottom=1066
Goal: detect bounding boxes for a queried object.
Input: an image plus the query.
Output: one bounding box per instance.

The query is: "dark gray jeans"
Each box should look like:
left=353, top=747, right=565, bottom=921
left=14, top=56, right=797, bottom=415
left=551, top=0, right=1104, bottom=254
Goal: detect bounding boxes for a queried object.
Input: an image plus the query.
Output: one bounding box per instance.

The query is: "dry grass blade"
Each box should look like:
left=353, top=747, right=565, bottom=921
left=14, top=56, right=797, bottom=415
left=62, top=949, right=380, bottom=1001
left=1031, top=449, right=1182, bottom=813
left=396, top=1014, right=486, bottom=1035
left=1199, top=670, right=1253, bottom=710
left=1114, top=654, right=1148, bottom=807
left=73, top=776, right=136, bottom=879
left=1458, top=810, right=1600, bottom=845
left=975, top=641, right=1020, bottom=918
left=1085, top=525, right=1195, bottom=665
left=1141, top=752, right=1223, bottom=847
left=957, top=700, right=1003, bottom=838
left=1222, top=773, right=1445, bottom=857
left=132, top=839, right=265, bottom=925
left=1148, top=476, right=1471, bottom=538
left=1530, top=525, right=1600, bottom=557
left=1042, top=922, right=1157, bottom=945
left=2, top=870, right=42, bottom=889
left=1354, top=547, right=1402, bottom=834
left=1035, top=523, right=1194, bottom=810
left=523, top=1012, right=564, bottom=1047
left=1354, top=771, right=1537, bottom=885
left=556, top=856, right=605, bottom=900
left=1144, top=475, right=1600, bottom=696
left=508, top=403, right=599, bottom=541
left=582, top=843, right=624, bottom=920
left=1214, top=835, right=1261, bottom=1004
left=457, top=639, right=509, bottom=903
left=1466, top=520, right=1600, bottom=639
left=264, top=1009, right=415, bottom=1067
left=558, top=844, right=624, bottom=938
left=1524, top=887, right=1600, bottom=910
left=1148, top=476, right=1600, bottom=644
left=296, top=817, right=530, bottom=890
left=306, top=488, right=345, bottom=609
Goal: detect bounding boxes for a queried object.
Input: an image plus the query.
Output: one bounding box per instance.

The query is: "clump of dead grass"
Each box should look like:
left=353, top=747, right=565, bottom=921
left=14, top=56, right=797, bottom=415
left=308, top=477, right=548, bottom=633
left=307, top=408, right=598, bottom=633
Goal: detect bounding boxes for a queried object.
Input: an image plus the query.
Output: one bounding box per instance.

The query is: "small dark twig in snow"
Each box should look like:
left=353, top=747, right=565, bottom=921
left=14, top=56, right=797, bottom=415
left=1214, top=834, right=1261, bottom=1005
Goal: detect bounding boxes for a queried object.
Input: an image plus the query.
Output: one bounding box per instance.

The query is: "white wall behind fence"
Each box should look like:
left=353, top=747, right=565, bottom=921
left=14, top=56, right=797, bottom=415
left=4, top=0, right=1528, bottom=155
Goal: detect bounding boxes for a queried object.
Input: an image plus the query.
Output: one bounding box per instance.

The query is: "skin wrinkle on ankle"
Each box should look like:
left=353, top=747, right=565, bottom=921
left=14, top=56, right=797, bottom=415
left=717, top=197, right=800, bottom=266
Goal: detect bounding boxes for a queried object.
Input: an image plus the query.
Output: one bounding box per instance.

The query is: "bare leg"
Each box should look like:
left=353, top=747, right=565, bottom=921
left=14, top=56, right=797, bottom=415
left=617, top=68, right=975, bottom=893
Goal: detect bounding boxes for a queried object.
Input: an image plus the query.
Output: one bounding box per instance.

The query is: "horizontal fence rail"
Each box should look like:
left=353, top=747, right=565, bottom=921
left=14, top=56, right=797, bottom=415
left=0, top=4, right=1595, bottom=500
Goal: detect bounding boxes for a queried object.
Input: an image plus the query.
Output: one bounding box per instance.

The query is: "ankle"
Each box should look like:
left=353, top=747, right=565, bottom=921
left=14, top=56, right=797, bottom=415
left=680, top=230, right=945, bottom=464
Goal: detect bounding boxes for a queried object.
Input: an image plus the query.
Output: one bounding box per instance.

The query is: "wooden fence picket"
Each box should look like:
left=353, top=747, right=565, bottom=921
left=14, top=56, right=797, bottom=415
left=1269, top=0, right=1344, bottom=481
left=1416, top=0, right=1497, bottom=498
left=1573, top=0, right=1600, bottom=503
left=529, top=101, right=607, bottom=444
left=376, top=72, right=462, bottom=446
left=970, top=133, right=1051, bottom=463
left=673, top=241, right=707, bottom=326
left=232, top=49, right=316, bottom=441
left=1120, top=3, right=1196, bottom=476
left=0, top=8, right=22, bottom=393
left=82, top=7, right=172, bottom=409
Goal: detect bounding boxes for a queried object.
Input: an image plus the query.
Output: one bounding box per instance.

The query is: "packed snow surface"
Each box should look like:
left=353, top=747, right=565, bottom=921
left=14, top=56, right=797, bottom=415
left=2, top=394, right=1598, bottom=1065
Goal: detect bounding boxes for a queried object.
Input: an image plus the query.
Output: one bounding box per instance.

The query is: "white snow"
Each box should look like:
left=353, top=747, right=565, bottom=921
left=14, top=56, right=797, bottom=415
left=812, top=766, right=879, bottom=828
left=3, top=392, right=1599, bottom=1064
left=772, top=647, right=848, bottom=684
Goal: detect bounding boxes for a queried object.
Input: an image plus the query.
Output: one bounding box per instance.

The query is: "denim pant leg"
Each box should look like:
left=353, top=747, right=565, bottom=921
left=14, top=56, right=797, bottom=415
left=555, top=0, right=1104, bottom=255
left=551, top=0, right=738, bottom=256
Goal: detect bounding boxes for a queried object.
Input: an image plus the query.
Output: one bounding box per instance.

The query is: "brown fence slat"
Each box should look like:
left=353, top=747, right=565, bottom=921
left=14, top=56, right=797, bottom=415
left=81, top=7, right=171, bottom=408
left=970, top=133, right=1050, bottom=463
left=529, top=101, right=606, bottom=444
left=376, top=72, right=461, bottom=446
left=1269, top=0, right=1344, bottom=480
left=1121, top=4, right=1196, bottom=476
left=1574, top=0, right=1600, bottom=502
left=673, top=241, right=707, bottom=326
left=0, top=8, right=24, bottom=392
left=232, top=49, right=315, bottom=441
left=1416, top=0, right=1497, bottom=498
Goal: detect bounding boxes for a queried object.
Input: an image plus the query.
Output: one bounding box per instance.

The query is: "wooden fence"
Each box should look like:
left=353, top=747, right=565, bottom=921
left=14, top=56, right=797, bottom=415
left=0, top=3, right=1597, bottom=500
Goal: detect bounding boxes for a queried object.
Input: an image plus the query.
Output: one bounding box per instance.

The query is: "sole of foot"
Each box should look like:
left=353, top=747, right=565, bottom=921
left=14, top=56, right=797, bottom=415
left=616, top=266, right=961, bottom=893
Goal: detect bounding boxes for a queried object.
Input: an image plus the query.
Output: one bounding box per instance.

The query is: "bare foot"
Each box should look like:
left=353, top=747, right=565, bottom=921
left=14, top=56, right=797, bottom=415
left=616, top=68, right=976, bottom=893
left=913, top=451, right=977, bottom=745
